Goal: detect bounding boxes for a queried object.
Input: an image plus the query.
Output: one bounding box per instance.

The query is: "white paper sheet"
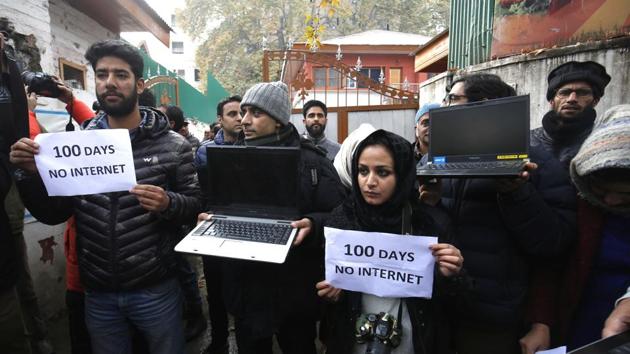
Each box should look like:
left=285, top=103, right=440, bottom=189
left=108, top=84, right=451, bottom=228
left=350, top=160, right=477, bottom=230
left=324, top=227, right=438, bottom=298
left=34, top=129, right=137, bottom=196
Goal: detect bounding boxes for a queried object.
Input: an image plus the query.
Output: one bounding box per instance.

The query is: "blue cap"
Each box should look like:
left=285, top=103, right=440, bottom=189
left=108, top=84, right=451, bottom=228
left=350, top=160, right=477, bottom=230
left=415, top=103, right=441, bottom=124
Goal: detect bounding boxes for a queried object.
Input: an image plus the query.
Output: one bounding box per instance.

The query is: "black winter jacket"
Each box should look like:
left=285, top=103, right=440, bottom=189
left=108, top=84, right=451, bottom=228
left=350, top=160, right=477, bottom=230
left=1, top=52, right=28, bottom=292
left=440, top=142, right=576, bottom=328
left=220, top=124, right=345, bottom=338
left=324, top=202, right=466, bottom=354
left=16, top=108, right=202, bottom=291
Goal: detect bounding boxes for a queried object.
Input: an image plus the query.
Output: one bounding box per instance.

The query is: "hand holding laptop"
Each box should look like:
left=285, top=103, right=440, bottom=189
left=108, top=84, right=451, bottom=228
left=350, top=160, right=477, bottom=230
left=290, top=218, right=312, bottom=246
left=496, top=162, right=538, bottom=194
left=418, top=177, right=442, bottom=206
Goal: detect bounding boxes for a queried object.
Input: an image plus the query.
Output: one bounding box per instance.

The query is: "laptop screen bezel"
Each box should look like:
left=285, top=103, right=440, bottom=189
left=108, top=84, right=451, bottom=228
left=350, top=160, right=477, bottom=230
left=427, top=95, right=530, bottom=164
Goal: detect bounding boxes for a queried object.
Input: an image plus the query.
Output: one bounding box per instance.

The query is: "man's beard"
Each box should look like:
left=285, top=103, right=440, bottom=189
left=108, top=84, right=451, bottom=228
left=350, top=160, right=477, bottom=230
left=306, top=123, right=325, bottom=138
left=97, top=89, right=138, bottom=117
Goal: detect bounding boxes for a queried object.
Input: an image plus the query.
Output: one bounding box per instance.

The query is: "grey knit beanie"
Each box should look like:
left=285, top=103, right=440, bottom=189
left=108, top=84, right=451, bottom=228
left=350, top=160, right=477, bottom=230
left=240, top=81, right=291, bottom=126
left=570, top=104, right=630, bottom=212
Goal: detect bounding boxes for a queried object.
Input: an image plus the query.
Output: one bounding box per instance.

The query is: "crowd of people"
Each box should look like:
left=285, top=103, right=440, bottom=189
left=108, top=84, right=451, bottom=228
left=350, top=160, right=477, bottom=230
left=1, top=36, right=629, bottom=354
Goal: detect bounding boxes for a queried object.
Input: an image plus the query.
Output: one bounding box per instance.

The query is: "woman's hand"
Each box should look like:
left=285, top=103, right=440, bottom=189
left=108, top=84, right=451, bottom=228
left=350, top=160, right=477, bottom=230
left=429, top=243, right=463, bottom=277
left=316, top=280, right=342, bottom=302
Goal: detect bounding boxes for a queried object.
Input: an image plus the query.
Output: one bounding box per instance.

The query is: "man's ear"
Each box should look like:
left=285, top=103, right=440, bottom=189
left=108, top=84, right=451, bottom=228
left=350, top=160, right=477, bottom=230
left=592, top=97, right=600, bottom=107
left=276, top=122, right=282, bottom=130
left=136, top=78, right=145, bottom=94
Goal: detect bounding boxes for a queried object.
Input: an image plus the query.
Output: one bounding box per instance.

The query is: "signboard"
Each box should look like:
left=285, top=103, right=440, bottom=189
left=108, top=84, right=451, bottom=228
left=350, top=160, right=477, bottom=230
left=324, top=227, right=437, bottom=298
left=492, top=0, right=630, bottom=58
left=34, top=129, right=137, bottom=196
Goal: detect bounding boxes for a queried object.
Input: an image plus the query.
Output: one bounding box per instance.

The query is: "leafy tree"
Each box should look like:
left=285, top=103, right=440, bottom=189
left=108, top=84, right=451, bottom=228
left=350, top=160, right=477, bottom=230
left=179, top=0, right=449, bottom=94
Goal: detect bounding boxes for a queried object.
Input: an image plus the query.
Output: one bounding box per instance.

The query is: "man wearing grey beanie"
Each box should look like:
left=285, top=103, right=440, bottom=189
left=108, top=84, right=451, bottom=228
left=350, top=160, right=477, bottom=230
left=203, top=81, right=345, bottom=354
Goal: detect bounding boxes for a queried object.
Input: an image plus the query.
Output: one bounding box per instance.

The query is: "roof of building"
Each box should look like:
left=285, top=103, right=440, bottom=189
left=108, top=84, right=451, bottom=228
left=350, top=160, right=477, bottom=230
left=323, top=30, right=431, bottom=46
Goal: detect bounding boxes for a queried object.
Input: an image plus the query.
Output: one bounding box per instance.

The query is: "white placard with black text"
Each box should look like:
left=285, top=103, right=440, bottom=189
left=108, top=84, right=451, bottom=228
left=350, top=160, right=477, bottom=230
left=324, top=227, right=437, bottom=298
left=34, top=129, right=137, bottom=196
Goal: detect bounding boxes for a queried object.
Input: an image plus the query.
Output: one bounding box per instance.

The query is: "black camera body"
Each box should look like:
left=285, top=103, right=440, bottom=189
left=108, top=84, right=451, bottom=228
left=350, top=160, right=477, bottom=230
left=22, top=71, right=61, bottom=98
left=355, top=312, right=402, bottom=354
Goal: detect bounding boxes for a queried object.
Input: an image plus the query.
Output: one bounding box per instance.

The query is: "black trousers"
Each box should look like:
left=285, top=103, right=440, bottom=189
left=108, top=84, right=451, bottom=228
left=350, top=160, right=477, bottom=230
left=66, top=290, right=92, bottom=354
left=202, top=256, right=229, bottom=346
left=234, top=315, right=317, bottom=354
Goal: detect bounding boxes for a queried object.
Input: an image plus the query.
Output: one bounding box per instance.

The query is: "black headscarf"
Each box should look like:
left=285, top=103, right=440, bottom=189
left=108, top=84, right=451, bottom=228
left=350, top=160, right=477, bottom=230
left=344, top=130, right=417, bottom=234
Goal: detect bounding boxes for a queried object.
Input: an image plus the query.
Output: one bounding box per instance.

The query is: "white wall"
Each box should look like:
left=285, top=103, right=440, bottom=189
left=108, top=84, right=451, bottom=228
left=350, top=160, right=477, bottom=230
left=348, top=109, right=416, bottom=143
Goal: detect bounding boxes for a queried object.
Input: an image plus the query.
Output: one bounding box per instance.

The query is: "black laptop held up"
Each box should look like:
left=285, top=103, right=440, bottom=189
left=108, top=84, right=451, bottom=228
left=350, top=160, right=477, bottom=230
left=568, top=330, right=630, bottom=354
left=416, top=95, right=530, bottom=178
left=175, top=145, right=301, bottom=263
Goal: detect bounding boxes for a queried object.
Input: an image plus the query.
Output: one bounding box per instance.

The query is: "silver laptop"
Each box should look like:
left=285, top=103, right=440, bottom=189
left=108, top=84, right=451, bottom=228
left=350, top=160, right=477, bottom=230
left=175, top=145, right=300, bottom=263
left=416, top=95, right=530, bottom=178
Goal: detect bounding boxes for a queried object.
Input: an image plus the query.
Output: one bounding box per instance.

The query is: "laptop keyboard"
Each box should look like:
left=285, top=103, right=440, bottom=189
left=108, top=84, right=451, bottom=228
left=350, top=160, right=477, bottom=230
left=425, top=161, right=525, bottom=170
left=193, top=219, right=293, bottom=245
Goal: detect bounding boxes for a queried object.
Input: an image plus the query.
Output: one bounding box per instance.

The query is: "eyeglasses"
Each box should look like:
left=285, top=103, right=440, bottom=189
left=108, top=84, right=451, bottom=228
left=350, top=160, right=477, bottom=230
left=556, top=88, right=593, bottom=98
left=445, top=93, right=467, bottom=106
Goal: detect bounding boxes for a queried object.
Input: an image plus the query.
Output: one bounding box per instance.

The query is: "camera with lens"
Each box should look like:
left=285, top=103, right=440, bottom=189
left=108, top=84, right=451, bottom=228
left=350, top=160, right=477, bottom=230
left=355, top=311, right=402, bottom=354
left=22, top=71, right=62, bottom=98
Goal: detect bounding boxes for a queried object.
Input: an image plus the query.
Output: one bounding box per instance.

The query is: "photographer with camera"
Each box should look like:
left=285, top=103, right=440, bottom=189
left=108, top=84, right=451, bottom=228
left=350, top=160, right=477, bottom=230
left=316, top=130, right=467, bottom=354
left=0, top=24, right=31, bottom=354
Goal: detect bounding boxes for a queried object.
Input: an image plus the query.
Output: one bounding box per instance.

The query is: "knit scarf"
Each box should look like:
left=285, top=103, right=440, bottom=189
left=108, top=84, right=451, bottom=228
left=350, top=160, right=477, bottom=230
left=242, top=123, right=297, bottom=147
left=542, top=107, right=596, bottom=142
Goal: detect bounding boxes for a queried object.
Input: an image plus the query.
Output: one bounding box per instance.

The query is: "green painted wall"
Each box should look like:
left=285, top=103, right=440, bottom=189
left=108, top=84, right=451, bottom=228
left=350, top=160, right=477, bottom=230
left=139, top=52, right=229, bottom=124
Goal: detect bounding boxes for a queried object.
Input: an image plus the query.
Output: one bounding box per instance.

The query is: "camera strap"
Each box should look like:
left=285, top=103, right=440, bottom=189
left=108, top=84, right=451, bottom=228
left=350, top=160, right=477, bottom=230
left=65, top=96, right=75, bottom=131
left=401, top=202, right=412, bottom=235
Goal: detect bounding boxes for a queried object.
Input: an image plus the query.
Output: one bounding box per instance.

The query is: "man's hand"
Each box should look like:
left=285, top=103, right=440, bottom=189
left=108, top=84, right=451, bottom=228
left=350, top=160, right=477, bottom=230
left=129, top=184, right=170, bottom=212
left=197, top=213, right=212, bottom=225
left=51, top=76, right=73, bottom=104
left=316, top=280, right=342, bottom=302
left=519, top=323, right=550, bottom=354
left=290, top=218, right=312, bottom=246
left=603, top=299, right=630, bottom=338
left=418, top=178, right=442, bottom=206
left=429, top=243, right=463, bottom=277
left=26, top=90, right=37, bottom=111
left=496, top=162, right=538, bottom=194
left=10, top=138, right=39, bottom=173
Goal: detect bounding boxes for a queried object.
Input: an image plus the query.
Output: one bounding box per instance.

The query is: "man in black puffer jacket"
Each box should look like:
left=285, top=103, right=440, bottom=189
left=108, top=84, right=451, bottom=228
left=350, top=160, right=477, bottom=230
left=202, top=81, right=345, bottom=354
left=0, top=27, right=30, bottom=353
left=431, top=73, right=577, bottom=354
left=10, top=40, right=200, bottom=354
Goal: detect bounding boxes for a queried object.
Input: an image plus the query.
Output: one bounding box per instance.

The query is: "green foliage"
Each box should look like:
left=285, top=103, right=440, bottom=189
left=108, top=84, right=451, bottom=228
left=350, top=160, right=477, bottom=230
left=178, top=0, right=449, bottom=95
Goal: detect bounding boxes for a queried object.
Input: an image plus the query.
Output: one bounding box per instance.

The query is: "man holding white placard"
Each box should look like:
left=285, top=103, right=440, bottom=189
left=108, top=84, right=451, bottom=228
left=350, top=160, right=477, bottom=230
left=10, top=39, right=201, bottom=354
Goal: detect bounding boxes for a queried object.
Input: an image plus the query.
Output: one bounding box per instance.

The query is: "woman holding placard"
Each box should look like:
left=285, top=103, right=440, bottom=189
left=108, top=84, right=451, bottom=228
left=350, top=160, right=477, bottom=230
left=316, top=129, right=466, bottom=354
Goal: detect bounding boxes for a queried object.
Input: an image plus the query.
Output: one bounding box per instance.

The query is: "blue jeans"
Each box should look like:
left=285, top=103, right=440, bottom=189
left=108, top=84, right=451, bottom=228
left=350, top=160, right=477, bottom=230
left=85, top=278, right=185, bottom=354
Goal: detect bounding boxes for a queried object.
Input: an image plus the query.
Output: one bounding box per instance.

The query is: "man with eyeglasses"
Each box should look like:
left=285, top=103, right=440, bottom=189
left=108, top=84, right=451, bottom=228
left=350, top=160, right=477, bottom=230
left=520, top=61, right=612, bottom=353
left=531, top=61, right=611, bottom=168
left=413, top=102, right=440, bottom=162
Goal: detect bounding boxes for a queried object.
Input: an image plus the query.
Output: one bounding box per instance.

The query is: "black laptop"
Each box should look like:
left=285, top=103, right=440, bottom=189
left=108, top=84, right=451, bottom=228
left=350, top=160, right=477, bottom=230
left=175, top=145, right=300, bottom=263
left=569, top=330, right=630, bottom=353
left=416, top=95, right=530, bottom=178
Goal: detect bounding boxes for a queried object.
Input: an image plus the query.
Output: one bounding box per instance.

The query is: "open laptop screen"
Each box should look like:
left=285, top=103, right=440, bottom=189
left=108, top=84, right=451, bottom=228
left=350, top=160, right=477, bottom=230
left=429, top=95, right=530, bottom=162
left=205, top=145, right=300, bottom=216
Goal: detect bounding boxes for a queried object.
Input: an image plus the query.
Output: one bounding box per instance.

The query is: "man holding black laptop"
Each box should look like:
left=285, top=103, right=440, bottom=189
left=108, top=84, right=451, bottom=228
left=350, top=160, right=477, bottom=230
left=422, top=73, right=576, bottom=354
left=197, top=81, right=344, bottom=354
